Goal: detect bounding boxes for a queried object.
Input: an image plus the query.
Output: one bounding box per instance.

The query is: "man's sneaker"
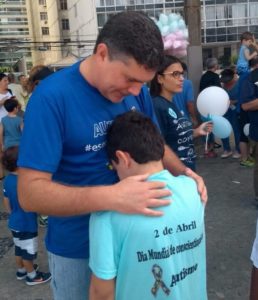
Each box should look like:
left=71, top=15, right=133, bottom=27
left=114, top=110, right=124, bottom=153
left=26, top=271, right=51, bottom=286
left=240, top=159, right=254, bottom=167
left=16, top=264, right=39, bottom=280
left=220, top=151, right=232, bottom=158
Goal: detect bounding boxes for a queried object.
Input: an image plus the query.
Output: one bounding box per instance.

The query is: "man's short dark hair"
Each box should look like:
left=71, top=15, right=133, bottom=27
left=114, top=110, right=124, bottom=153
left=2, top=146, right=19, bottom=172
left=220, top=69, right=235, bottom=83
left=106, top=110, right=164, bottom=164
left=94, top=11, right=164, bottom=70
left=4, top=98, right=19, bottom=112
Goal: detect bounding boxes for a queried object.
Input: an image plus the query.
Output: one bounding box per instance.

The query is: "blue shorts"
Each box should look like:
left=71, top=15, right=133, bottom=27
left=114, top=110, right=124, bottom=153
left=11, top=230, right=38, bottom=261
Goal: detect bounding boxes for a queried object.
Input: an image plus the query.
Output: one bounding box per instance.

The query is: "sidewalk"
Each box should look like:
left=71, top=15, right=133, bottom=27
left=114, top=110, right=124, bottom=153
left=0, top=148, right=257, bottom=299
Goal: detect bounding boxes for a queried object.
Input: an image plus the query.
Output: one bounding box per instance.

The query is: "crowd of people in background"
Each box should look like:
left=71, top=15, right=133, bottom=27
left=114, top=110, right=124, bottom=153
left=0, top=11, right=258, bottom=300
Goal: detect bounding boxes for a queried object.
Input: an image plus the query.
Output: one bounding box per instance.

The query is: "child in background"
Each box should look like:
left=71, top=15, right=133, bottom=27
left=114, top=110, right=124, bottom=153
left=2, top=146, right=51, bottom=285
left=89, top=111, right=207, bottom=300
left=0, top=98, right=23, bottom=151
left=237, top=32, right=257, bottom=76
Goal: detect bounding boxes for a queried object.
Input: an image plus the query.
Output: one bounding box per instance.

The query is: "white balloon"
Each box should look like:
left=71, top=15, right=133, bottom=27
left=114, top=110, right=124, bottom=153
left=243, top=123, right=250, bottom=136
left=197, top=86, right=230, bottom=117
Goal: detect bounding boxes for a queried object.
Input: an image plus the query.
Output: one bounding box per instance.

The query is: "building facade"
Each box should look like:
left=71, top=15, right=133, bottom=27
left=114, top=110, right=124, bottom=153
left=95, top=0, right=258, bottom=67
left=67, top=0, right=98, bottom=59
left=0, top=0, right=31, bottom=72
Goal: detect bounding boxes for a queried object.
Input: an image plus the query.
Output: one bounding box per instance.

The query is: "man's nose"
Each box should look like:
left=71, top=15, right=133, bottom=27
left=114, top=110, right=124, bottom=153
left=127, top=83, right=143, bottom=96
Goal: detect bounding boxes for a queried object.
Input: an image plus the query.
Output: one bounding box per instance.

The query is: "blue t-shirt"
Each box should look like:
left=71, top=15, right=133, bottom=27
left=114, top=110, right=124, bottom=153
left=3, top=174, right=37, bottom=232
left=241, top=74, right=258, bottom=141
left=173, top=79, right=194, bottom=120
left=237, top=45, right=250, bottom=74
left=90, top=170, right=207, bottom=300
left=18, top=61, right=159, bottom=259
left=223, top=80, right=239, bottom=116
left=1, top=115, right=22, bottom=149
left=152, top=96, right=196, bottom=170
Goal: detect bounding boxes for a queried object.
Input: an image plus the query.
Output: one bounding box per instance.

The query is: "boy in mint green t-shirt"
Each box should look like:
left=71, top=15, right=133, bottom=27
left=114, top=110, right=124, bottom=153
left=89, top=111, right=207, bottom=300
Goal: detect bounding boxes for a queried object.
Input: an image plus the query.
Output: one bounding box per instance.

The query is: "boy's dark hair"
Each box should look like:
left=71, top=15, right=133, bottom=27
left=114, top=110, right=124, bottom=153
left=240, top=31, right=254, bottom=42
left=106, top=110, right=164, bottom=164
left=2, top=146, right=19, bottom=172
left=149, top=55, right=182, bottom=97
left=4, top=98, right=19, bottom=112
left=94, top=11, right=164, bottom=70
left=0, top=72, right=7, bottom=81
left=220, top=68, right=235, bottom=83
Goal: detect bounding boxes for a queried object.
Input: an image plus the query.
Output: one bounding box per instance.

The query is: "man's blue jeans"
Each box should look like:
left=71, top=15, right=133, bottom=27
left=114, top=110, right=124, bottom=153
left=221, top=108, right=240, bottom=152
left=48, top=251, right=91, bottom=300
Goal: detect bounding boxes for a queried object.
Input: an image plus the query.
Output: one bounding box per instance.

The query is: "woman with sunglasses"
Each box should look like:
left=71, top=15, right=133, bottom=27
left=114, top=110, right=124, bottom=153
left=150, top=55, right=212, bottom=171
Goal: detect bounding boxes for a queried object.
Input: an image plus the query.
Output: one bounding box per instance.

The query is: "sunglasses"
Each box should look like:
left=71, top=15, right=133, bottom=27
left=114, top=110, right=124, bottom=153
left=161, top=71, right=184, bottom=79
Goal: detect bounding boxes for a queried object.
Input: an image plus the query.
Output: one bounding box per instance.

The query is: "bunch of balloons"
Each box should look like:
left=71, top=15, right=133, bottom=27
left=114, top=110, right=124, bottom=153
left=197, top=86, right=232, bottom=139
left=155, top=13, right=189, bottom=58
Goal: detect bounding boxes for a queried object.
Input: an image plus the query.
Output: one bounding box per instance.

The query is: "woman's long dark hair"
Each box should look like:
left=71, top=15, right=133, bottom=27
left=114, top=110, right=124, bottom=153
left=149, top=55, right=182, bottom=97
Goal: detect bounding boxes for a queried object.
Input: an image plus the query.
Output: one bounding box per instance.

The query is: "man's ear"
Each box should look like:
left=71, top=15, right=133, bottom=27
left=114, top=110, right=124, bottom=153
left=115, top=150, right=132, bottom=168
left=94, top=43, right=109, bottom=62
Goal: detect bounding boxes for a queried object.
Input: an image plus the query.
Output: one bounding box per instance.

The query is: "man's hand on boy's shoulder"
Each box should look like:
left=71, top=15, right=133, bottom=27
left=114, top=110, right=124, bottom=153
left=112, top=174, right=171, bottom=217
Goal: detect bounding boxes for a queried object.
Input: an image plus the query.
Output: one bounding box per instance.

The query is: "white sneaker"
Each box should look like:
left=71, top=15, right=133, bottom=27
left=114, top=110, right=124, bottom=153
left=220, top=151, right=233, bottom=158
left=232, top=151, right=241, bottom=159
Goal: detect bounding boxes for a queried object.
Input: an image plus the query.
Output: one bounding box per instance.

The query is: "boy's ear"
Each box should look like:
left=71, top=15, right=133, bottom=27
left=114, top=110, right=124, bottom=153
left=115, top=150, right=132, bottom=168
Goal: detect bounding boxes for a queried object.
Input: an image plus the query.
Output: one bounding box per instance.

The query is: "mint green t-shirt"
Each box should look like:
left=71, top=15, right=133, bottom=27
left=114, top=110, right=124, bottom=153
left=89, top=170, right=207, bottom=300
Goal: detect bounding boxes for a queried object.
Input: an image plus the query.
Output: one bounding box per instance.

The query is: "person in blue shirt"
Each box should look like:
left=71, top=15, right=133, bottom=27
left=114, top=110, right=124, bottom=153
left=150, top=55, right=212, bottom=171
left=17, top=11, right=207, bottom=300
left=0, top=98, right=23, bottom=151
left=89, top=111, right=207, bottom=300
left=237, top=32, right=257, bottom=76
left=2, top=146, right=51, bottom=285
left=241, top=58, right=258, bottom=300
left=219, top=68, right=241, bottom=159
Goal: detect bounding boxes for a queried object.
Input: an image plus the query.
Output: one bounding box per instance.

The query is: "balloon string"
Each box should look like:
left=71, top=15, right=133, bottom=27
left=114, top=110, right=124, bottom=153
left=205, top=132, right=209, bottom=152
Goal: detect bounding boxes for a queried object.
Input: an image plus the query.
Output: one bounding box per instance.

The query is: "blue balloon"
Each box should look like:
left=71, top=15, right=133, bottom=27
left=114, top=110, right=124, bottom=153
left=159, top=13, right=168, bottom=26
left=211, top=115, right=232, bottom=139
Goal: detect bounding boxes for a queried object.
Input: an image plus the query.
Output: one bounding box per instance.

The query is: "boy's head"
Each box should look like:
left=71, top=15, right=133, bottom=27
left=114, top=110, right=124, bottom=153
left=220, top=68, right=235, bottom=85
left=240, top=31, right=254, bottom=45
left=2, top=146, right=19, bottom=172
left=4, top=98, right=19, bottom=113
left=106, top=110, right=164, bottom=179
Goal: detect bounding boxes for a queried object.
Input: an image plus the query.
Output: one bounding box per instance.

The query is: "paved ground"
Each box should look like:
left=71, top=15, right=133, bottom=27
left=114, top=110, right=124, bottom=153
left=0, top=146, right=257, bottom=300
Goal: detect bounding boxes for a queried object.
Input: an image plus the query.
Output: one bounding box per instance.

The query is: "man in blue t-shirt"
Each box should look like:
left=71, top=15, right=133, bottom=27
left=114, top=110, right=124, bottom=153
left=17, top=11, right=207, bottom=300
left=241, top=59, right=258, bottom=299
left=89, top=111, right=207, bottom=300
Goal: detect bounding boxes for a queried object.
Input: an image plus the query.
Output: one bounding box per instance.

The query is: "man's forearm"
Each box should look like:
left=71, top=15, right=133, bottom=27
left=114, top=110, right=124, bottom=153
left=18, top=168, right=117, bottom=216
left=242, top=99, right=258, bottom=111
left=163, top=145, right=186, bottom=176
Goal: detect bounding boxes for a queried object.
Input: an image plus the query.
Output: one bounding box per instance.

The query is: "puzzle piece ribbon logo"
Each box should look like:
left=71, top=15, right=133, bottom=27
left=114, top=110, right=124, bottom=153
left=151, top=264, right=170, bottom=296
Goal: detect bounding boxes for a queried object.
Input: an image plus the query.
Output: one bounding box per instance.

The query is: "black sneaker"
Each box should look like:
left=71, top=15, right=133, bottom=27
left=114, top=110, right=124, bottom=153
left=26, top=271, right=51, bottom=286
left=16, top=264, right=39, bottom=280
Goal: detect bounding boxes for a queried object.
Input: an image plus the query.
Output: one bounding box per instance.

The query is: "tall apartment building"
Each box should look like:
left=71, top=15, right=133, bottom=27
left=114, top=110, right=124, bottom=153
left=27, top=0, right=71, bottom=67
left=95, top=0, right=258, bottom=67
left=67, top=0, right=98, bottom=59
left=0, top=0, right=31, bottom=71
left=0, top=0, right=78, bottom=72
